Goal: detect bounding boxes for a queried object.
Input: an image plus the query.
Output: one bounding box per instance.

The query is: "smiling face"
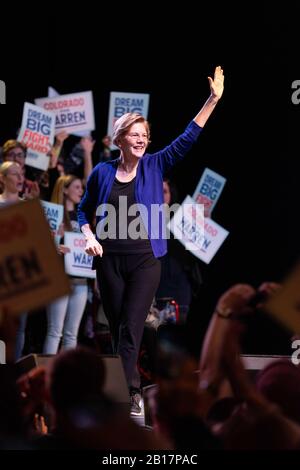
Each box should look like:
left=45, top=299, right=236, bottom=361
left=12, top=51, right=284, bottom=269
left=118, top=122, right=149, bottom=160
left=1, top=163, right=24, bottom=194
left=64, top=178, right=83, bottom=205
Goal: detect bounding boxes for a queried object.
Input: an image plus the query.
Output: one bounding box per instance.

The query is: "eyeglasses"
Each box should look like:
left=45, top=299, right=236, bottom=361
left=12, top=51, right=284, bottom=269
left=6, top=151, right=25, bottom=159
left=126, top=133, right=149, bottom=141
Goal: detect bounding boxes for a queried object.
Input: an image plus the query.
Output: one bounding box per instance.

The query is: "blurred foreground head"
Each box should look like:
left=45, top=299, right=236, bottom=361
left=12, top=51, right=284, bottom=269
left=48, top=347, right=106, bottom=413
left=256, top=359, right=300, bottom=424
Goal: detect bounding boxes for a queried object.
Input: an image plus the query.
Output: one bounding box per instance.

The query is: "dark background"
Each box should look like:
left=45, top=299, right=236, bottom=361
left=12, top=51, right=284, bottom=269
left=0, top=4, right=297, bottom=355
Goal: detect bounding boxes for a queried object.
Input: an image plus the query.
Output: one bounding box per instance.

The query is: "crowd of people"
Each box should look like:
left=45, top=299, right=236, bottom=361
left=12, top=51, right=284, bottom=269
left=0, top=130, right=202, bottom=370
left=1, top=66, right=299, bottom=452
left=1, top=280, right=300, bottom=452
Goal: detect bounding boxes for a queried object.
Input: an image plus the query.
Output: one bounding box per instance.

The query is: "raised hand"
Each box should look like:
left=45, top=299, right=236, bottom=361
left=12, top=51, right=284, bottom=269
left=80, top=136, right=96, bottom=155
left=55, top=131, right=69, bottom=146
left=193, top=66, right=225, bottom=128
left=208, top=65, right=224, bottom=101
left=215, top=283, right=256, bottom=317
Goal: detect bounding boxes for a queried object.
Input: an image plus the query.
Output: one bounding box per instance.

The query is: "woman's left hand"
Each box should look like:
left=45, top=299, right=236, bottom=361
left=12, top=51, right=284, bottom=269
left=208, top=65, right=224, bottom=101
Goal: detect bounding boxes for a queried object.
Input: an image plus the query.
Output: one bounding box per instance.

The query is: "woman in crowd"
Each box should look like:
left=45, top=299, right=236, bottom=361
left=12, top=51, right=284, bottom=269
left=43, top=175, right=88, bottom=354
left=0, top=161, right=27, bottom=360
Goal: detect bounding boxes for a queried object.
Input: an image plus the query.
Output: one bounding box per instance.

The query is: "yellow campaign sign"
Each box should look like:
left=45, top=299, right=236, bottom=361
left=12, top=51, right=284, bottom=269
left=0, top=199, right=70, bottom=320
left=265, top=264, right=300, bottom=333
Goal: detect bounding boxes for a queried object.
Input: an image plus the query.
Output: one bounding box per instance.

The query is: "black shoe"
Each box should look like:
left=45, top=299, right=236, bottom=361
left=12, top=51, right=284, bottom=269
left=130, top=391, right=142, bottom=416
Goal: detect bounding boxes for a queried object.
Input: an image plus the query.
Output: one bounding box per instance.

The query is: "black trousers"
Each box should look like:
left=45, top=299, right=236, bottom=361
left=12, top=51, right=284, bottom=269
left=96, top=252, right=161, bottom=390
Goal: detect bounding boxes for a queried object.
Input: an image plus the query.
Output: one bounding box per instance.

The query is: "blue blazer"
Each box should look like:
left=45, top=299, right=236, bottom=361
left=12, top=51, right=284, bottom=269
left=77, top=120, right=202, bottom=258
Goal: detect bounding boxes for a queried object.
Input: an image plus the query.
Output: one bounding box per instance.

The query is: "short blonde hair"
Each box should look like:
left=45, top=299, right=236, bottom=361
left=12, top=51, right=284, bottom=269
left=112, top=113, right=150, bottom=147
left=0, top=161, right=21, bottom=176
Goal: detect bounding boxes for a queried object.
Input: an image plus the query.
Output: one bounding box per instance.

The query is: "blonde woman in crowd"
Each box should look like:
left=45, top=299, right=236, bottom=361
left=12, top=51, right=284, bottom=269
left=0, top=161, right=27, bottom=359
left=43, top=175, right=88, bottom=354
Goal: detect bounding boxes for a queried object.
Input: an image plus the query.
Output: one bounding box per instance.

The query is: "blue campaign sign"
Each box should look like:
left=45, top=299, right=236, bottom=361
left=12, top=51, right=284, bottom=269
left=192, top=168, right=226, bottom=216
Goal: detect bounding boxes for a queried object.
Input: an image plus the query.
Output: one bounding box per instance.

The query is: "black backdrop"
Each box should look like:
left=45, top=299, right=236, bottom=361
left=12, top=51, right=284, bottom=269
left=0, top=3, right=297, bottom=355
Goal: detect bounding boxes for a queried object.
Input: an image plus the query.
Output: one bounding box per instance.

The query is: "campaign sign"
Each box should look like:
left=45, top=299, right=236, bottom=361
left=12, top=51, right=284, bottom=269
left=0, top=199, right=70, bottom=319
left=64, top=232, right=96, bottom=279
left=17, top=102, right=55, bottom=171
left=193, top=168, right=226, bottom=216
left=168, top=195, right=205, bottom=252
left=47, top=86, right=91, bottom=137
left=265, top=264, right=300, bottom=333
left=41, top=201, right=63, bottom=239
left=107, top=92, right=150, bottom=149
left=168, top=195, right=229, bottom=264
left=35, top=91, right=95, bottom=135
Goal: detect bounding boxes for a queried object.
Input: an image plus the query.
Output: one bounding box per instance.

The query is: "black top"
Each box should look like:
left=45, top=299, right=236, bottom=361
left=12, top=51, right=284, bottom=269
left=100, top=177, right=152, bottom=254
left=68, top=209, right=81, bottom=233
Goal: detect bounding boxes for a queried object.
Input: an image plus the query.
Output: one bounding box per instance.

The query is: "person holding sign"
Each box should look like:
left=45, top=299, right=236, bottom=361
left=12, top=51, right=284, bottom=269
left=78, top=66, right=224, bottom=415
left=43, top=175, right=88, bottom=354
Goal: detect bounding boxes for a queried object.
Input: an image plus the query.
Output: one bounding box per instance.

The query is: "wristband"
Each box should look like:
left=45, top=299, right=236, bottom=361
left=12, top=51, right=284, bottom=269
left=215, top=308, right=234, bottom=319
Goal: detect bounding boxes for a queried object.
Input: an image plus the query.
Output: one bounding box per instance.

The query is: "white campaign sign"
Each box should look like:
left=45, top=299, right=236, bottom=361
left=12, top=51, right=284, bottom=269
left=107, top=92, right=150, bottom=149
left=35, top=91, right=95, bottom=135
left=64, top=232, right=96, bottom=279
left=0, top=199, right=70, bottom=318
left=17, top=102, right=55, bottom=171
left=168, top=195, right=229, bottom=264
left=193, top=168, right=226, bottom=216
left=46, top=87, right=91, bottom=137
left=265, top=264, right=300, bottom=334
